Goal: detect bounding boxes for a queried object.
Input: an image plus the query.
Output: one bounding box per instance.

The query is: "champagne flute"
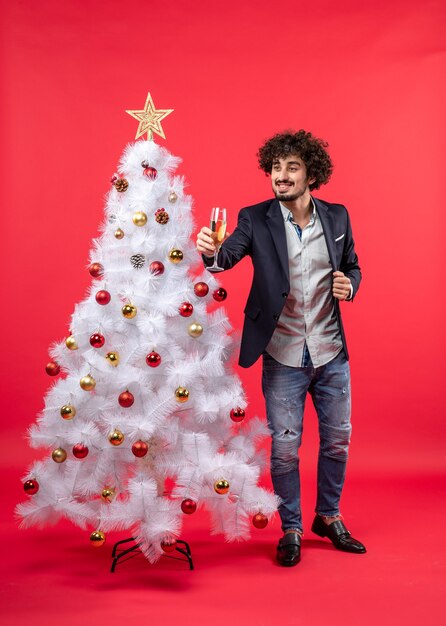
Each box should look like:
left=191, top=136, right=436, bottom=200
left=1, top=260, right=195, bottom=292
left=207, top=207, right=226, bottom=273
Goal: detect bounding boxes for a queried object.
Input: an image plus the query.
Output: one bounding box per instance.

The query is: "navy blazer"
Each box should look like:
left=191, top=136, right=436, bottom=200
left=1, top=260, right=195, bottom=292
left=205, top=197, right=361, bottom=368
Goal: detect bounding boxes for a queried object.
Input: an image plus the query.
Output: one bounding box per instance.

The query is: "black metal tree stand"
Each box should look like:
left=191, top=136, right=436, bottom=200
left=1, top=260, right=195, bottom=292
left=110, top=537, right=194, bottom=572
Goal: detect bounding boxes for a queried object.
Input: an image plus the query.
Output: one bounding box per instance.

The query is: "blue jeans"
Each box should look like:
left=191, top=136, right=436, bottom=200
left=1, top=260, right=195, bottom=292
left=262, top=349, right=352, bottom=532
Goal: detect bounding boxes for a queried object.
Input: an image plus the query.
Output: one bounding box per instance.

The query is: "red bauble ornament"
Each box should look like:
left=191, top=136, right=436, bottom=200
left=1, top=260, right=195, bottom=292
left=146, top=351, right=161, bottom=367
left=143, top=166, right=158, bottom=180
left=213, top=287, right=227, bottom=302
left=24, top=479, right=39, bottom=495
left=181, top=499, right=197, bottom=515
left=132, top=440, right=149, bottom=457
left=89, top=263, right=104, bottom=278
left=149, top=261, right=165, bottom=275
left=161, top=539, right=177, bottom=553
left=45, top=361, right=60, bottom=376
left=252, top=513, right=269, bottom=529
left=72, top=443, right=89, bottom=459
left=119, top=390, right=134, bottom=408
left=230, top=407, right=246, bottom=422
left=179, top=302, right=194, bottom=317
left=194, top=282, right=209, bottom=297
left=90, top=333, right=105, bottom=348
left=95, top=290, right=111, bottom=305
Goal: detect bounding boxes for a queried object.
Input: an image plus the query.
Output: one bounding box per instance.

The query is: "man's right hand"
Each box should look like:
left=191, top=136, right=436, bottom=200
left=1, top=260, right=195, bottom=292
left=196, top=226, right=216, bottom=256
left=196, top=226, right=231, bottom=256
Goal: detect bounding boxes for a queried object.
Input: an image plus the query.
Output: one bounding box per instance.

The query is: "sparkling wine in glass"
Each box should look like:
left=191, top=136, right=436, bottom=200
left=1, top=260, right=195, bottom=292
left=207, top=207, right=226, bottom=273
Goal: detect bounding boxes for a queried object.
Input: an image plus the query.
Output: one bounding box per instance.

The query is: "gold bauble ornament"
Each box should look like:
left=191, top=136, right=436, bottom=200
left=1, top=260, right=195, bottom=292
left=80, top=374, right=96, bottom=391
left=108, top=429, right=124, bottom=446
left=214, top=479, right=230, bottom=495
left=114, top=228, right=125, bottom=239
left=188, top=322, right=203, bottom=338
left=132, top=211, right=147, bottom=226
left=90, top=530, right=106, bottom=547
left=65, top=335, right=78, bottom=350
left=168, top=249, right=183, bottom=264
left=52, top=448, right=67, bottom=463
left=105, top=351, right=120, bottom=367
left=60, top=404, right=76, bottom=420
left=175, top=386, right=189, bottom=403
left=168, top=191, right=178, bottom=203
left=101, top=486, right=116, bottom=503
left=122, top=304, right=137, bottom=319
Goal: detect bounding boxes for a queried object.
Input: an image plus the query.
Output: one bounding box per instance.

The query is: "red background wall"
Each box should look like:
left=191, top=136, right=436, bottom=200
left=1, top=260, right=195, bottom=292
left=1, top=0, right=445, bottom=488
left=1, top=2, right=446, bottom=624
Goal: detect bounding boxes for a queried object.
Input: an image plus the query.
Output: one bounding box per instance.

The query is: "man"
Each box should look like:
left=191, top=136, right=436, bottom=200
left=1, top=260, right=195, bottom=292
left=196, top=130, right=366, bottom=567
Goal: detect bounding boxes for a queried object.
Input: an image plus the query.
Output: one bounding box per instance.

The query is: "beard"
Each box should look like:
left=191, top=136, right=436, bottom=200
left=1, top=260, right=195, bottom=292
left=274, top=190, right=302, bottom=201
left=273, top=179, right=309, bottom=202
left=274, top=187, right=307, bottom=202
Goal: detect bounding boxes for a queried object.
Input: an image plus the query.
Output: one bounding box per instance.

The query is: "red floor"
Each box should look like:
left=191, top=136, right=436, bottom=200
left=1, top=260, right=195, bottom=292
left=2, top=465, right=445, bottom=626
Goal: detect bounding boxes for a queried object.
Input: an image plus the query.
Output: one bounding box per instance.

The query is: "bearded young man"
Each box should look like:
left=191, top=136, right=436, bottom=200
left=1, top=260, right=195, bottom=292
left=196, top=130, right=366, bottom=567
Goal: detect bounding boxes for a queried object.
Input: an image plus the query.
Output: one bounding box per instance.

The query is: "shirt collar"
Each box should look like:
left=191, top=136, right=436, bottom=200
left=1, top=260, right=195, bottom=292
left=279, top=197, right=317, bottom=225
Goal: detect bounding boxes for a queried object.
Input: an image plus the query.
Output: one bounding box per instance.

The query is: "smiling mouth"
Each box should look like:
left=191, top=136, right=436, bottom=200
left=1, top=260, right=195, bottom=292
left=276, top=181, right=293, bottom=191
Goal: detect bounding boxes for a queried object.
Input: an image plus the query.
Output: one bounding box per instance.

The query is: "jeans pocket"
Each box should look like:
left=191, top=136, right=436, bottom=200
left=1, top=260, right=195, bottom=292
left=262, top=363, right=301, bottom=410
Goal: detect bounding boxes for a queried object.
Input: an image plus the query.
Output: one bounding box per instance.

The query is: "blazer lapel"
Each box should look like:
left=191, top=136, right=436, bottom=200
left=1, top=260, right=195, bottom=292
left=266, top=199, right=290, bottom=282
left=313, top=197, right=337, bottom=270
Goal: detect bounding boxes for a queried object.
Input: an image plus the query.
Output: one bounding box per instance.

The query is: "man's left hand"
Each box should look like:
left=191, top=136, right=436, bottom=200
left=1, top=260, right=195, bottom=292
left=332, top=271, right=352, bottom=300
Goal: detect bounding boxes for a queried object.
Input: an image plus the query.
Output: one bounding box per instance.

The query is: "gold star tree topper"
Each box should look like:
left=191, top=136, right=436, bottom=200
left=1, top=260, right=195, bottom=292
left=126, top=93, right=173, bottom=140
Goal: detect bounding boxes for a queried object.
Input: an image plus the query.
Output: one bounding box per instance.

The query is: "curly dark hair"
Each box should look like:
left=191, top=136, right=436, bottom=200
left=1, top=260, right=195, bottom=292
left=257, top=130, right=333, bottom=190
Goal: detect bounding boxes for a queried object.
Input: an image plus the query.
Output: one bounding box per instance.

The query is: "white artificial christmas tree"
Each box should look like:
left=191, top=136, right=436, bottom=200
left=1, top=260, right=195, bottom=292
left=17, top=94, right=277, bottom=564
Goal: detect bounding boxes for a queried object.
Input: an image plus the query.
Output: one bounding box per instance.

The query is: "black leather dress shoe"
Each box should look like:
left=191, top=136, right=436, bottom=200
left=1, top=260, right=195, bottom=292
left=311, top=515, right=366, bottom=554
left=276, top=532, right=301, bottom=566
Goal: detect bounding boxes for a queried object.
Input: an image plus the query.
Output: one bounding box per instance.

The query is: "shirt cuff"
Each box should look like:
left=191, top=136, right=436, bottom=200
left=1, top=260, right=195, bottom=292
left=347, top=283, right=354, bottom=300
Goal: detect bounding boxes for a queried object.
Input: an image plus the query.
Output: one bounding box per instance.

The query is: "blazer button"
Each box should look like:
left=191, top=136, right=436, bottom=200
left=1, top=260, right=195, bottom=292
left=273, top=314, right=280, bottom=321
left=282, top=292, right=288, bottom=298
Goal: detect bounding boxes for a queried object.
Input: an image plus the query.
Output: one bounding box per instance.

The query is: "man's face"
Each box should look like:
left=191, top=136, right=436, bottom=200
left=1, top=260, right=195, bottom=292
left=270, top=155, right=314, bottom=202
